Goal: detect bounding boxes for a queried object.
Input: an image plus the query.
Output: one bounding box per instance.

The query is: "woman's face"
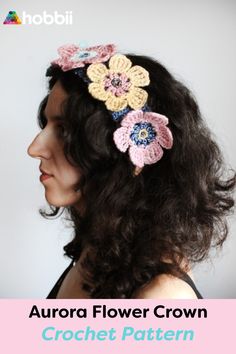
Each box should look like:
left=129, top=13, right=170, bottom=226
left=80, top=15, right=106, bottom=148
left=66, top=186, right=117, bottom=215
left=27, top=81, right=83, bottom=208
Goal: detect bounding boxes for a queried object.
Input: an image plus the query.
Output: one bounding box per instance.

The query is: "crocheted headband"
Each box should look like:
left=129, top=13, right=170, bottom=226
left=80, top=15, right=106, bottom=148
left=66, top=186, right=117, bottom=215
left=51, top=43, right=173, bottom=169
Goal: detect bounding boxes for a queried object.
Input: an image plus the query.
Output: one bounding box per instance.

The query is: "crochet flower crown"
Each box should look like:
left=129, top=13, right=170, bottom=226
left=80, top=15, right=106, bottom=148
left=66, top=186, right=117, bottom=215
left=51, top=43, right=173, bottom=169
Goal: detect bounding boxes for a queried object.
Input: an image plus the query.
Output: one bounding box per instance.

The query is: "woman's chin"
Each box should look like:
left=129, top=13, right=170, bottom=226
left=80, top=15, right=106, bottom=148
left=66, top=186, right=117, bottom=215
left=45, top=190, right=82, bottom=208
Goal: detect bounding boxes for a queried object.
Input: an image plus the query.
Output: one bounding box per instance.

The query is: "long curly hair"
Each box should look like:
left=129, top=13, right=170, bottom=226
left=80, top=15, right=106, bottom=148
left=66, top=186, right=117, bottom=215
left=38, top=54, right=235, bottom=298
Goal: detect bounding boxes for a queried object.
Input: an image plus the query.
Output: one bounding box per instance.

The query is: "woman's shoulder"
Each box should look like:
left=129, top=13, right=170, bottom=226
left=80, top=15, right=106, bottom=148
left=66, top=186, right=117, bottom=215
left=132, top=273, right=198, bottom=299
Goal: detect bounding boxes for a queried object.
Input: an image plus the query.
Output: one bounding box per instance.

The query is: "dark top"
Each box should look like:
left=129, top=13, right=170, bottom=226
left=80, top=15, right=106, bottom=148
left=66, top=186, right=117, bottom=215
left=47, top=261, right=203, bottom=299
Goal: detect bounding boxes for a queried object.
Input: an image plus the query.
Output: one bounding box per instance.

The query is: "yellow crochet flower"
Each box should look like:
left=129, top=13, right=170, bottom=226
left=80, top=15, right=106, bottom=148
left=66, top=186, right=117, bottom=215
left=87, top=54, right=150, bottom=112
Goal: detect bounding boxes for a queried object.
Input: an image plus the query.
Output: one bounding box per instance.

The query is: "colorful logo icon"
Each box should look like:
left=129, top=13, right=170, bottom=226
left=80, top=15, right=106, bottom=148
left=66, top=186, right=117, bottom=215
left=3, top=11, right=22, bottom=25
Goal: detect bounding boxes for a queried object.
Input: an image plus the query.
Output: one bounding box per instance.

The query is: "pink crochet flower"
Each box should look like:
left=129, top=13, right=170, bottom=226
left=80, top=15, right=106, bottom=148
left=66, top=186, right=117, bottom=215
left=104, top=72, right=132, bottom=97
left=52, top=44, right=116, bottom=71
left=113, top=110, right=173, bottom=168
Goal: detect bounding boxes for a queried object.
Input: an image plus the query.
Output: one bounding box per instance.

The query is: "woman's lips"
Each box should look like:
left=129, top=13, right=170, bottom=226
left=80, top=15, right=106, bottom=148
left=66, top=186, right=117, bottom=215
left=39, top=168, right=53, bottom=182
left=40, top=173, right=53, bottom=182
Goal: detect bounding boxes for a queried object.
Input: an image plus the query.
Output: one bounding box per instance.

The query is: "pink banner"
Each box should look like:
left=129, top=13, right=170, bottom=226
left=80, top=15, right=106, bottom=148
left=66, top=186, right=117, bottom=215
left=0, top=300, right=235, bottom=353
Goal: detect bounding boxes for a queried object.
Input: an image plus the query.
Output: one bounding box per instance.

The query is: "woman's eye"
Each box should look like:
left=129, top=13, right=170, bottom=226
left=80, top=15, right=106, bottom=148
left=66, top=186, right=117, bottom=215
left=56, top=123, right=66, bottom=138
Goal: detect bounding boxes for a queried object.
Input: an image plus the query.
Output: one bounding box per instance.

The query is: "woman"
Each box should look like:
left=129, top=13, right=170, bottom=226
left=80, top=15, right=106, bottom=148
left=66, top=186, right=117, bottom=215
left=27, top=43, right=235, bottom=299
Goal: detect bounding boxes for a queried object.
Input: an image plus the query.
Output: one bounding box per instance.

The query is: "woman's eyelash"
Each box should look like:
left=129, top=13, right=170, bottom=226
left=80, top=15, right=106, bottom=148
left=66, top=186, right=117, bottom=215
left=56, top=122, right=66, bottom=137
left=39, top=113, right=66, bottom=137
left=41, top=117, right=60, bottom=128
left=56, top=123, right=64, bottom=131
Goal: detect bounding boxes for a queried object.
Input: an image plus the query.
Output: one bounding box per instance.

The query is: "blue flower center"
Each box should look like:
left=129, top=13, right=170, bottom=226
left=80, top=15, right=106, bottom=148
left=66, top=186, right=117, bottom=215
left=70, top=50, right=98, bottom=62
left=130, top=122, right=157, bottom=147
left=80, top=52, right=90, bottom=58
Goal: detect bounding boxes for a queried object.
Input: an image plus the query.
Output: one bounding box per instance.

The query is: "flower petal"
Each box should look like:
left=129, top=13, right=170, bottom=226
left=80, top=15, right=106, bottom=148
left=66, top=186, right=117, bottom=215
left=113, top=127, right=129, bottom=152
left=144, top=112, right=169, bottom=127
left=88, top=82, right=109, bottom=101
left=109, top=54, right=132, bottom=73
left=127, top=66, right=150, bottom=86
left=121, top=110, right=144, bottom=129
left=127, top=87, right=148, bottom=110
left=157, top=124, right=173, bottom=149
left=57, top=44, right=78, bottom=58
left=143, top=142, right=163, bottom=165
left=87, top=63, right=108, bottom=82
left=105, top=95, right=128, bottom=112
left=129, top=145, right=145, bottom=168
left=89, top=44, right=116, bottom=62
left=52, top=58, right=76, bottom=71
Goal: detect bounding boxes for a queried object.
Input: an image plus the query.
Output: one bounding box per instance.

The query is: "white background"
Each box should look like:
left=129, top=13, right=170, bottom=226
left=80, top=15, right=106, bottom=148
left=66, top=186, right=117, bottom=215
left=0, top=0, right=235, bottom=298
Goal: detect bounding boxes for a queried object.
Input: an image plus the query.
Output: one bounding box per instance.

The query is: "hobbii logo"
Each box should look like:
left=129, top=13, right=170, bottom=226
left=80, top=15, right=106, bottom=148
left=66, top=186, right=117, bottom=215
left=22, top=10, right=73, bottom=25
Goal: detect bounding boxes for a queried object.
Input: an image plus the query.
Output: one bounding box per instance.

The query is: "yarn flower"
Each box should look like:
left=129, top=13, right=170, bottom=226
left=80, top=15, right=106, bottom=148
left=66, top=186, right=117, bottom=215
left=87, top=54, right=150, bottom=112
left=52, top=44, right=116, bottom=71
left=113, top=110, right=173, bottom=168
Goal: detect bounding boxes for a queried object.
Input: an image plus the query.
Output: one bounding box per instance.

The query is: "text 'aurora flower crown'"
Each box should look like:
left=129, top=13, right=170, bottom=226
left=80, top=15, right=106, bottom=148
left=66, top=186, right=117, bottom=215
left=51, top=43, right=173, bottom=169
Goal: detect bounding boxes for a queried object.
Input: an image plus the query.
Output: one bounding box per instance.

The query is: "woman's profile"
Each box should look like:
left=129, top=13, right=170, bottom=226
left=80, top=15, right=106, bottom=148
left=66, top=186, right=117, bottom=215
left=27, top=43, right=235, bottom=299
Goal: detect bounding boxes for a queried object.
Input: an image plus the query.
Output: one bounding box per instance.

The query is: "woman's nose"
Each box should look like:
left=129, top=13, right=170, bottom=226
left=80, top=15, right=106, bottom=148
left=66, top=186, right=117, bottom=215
left=27, top=132, right=51, bottom=159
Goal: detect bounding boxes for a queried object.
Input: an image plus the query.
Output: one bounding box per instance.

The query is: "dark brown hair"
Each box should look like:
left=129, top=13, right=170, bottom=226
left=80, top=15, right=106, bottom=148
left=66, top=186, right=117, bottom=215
left=39, top=54, right=235, bottom=298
